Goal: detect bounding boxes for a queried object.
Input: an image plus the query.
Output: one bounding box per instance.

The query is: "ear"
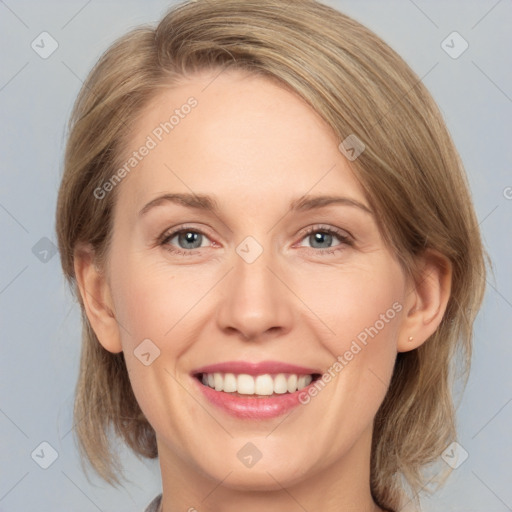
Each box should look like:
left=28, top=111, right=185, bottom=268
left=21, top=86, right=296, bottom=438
left=73, top=243, right=123, bottom=354
left=397, top=249, right=452, bottom=353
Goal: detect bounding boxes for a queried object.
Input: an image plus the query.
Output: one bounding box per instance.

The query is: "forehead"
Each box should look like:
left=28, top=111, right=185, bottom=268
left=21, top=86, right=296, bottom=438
left=115, top=69, right=366, bottom=215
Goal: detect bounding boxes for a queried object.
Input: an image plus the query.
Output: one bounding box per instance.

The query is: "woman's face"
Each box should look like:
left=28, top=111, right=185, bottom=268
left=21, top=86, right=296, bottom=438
left=103, top=70, right=412, bottom=490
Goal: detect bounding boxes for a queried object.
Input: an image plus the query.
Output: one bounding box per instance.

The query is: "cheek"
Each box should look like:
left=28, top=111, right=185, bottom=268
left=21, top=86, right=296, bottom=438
left=108, top=259, right=205, bottom=428
left=294, top=261, right=404, bottom=394
left=295, top=261, right=404, bottom=342
left=110, top=256, right=212, bottom=349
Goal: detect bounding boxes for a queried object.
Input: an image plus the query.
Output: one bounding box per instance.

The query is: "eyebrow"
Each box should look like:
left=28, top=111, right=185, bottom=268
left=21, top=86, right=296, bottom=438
left=138, top=192, right=373, bottom=217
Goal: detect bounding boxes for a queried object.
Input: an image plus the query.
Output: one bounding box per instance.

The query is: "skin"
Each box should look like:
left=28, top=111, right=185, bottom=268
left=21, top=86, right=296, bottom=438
left=75, top=69, right=452, bottom=512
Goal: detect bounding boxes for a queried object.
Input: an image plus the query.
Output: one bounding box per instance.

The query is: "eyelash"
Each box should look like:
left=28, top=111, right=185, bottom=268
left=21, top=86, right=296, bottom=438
left=157, top=224, right=353, bottom=257
left=300, top=226, right=353, bottom=255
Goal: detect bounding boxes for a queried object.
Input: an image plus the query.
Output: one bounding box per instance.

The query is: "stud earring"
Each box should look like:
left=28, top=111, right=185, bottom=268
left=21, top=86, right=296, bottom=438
left=408, top=336, right=414, bottom=342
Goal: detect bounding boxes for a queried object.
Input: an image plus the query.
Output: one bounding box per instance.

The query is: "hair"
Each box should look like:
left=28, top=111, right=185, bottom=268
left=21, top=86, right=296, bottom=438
left=55, top=0, right=487, bottom=510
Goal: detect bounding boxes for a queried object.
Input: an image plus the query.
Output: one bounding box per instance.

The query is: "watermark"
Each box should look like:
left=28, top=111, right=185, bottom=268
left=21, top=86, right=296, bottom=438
left=31, top=31, right=59, bottom=59
left=237, top=442, right=263, bottom=468
left=32, top=236, right=58, bottom=263
left=441, top=441, right=469, bottom=469
left=31, top=441, right=59, bottom=469
left=235, top=235, right=264, bottom=264
left=93, top=96, right=198, bottom=200
left=134, top=338, right=161, bottom=366
left=503, top=186, right=512, bottom=200
left=338, top=134, right=365, bottom=161
left=441, top=31, right=469, bottom=60
left=298, top=301, right=403, bottom=405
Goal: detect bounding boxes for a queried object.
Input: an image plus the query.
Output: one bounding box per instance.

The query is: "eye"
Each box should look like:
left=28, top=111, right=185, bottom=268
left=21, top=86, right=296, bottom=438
left=157, top=224, right=353, bottom=257
left=297, top=226, right=353, bottom=254
left=159, top=226, right=214, bottom=255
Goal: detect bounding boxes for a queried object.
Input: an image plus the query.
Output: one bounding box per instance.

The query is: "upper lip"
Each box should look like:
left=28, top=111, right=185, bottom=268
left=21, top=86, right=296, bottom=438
left=192, top=360, right=321, bottom=376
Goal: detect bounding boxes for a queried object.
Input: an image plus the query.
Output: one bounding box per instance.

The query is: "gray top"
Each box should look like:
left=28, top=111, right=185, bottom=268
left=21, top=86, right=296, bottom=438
left=144, top=494, right=162, bottom=512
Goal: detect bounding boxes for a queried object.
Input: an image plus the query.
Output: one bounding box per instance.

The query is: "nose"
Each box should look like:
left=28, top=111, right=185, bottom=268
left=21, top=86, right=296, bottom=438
left=216, top=245, right=294, bottom=342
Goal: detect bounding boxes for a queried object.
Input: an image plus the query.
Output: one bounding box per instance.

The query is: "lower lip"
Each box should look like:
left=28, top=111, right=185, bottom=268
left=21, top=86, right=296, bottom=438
left=193, top=377, right=315, bottom=419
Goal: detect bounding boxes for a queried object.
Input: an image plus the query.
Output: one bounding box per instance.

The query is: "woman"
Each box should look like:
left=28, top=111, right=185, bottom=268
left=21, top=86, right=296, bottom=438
left=55, top=0, right=487, bottom=510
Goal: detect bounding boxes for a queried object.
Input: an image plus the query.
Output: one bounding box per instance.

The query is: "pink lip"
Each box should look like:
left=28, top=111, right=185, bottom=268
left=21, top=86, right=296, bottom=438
left=192, top=360, right=320, bottom=376
left=191, top=360, right=321, bottom=419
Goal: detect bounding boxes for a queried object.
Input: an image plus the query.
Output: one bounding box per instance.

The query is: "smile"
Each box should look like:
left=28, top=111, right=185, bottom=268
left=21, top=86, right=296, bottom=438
left=197, top=372, right=318, bottom=396
left=191, top=361, right=322, bottom=419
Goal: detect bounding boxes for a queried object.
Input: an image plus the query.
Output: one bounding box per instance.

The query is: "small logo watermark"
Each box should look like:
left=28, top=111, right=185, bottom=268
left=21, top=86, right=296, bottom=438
left=237, top=442, right=262, bottom=468
left=338, top=134, right=365, bottom=161
left=441, top=441, right=469, bottom=469
left=441, top=32, right=469, bottom=59
left=32, top=237, right=58, bottom=263
left=235, top=236, right=263, bottom=264
left=31, top=31, right=59, bottom=59
left=31, top=441, right=59, bottom=469
left=134, top=338, right=161, bottom=366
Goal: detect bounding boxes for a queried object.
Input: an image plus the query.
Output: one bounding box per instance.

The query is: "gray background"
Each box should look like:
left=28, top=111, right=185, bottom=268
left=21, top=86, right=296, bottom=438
left=0, top=0, right=511, bottom=510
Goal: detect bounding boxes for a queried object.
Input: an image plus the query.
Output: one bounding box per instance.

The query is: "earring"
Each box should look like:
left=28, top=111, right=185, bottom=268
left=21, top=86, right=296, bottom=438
left=408, top=336, right=414, bottom=342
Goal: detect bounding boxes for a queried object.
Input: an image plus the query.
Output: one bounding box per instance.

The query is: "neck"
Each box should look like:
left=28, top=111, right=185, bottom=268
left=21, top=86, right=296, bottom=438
left=157, top=424, right=383, bottom=512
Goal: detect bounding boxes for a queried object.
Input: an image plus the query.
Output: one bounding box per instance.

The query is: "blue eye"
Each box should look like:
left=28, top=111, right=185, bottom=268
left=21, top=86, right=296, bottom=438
left=307, top=231, right=336, bottom=249
left=298, top=226, right=352, bottom=253
left=170, top=231, right=205, bottom=250
left=158, top=225, right=352, bottom=257
left=160, top=228, right=212, bottom=255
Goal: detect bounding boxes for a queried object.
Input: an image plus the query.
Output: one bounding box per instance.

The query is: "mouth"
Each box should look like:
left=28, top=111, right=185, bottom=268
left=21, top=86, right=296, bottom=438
left=194, top=372, right=322, bottom=398
left=191, top=361, right=323, bottom=418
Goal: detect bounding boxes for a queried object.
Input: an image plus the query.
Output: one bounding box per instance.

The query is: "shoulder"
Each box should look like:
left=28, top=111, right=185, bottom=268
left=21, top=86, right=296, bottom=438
left=144, top=494, right=162, bottom=512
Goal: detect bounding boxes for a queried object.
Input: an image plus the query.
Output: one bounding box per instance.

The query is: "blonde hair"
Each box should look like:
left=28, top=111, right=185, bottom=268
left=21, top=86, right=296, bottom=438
left=55, top=0, right=487, bottom=510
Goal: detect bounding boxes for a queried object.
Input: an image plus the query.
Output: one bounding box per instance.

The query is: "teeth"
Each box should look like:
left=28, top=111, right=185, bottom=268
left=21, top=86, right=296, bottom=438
left=214, top=373, right=223, bottom=392
left=255, top=375, right=273, bottom=395
left=200, top=372, right=314, bottom=395
left=287, top=374, right=297, bottom=393
left=223, top=373, right=237, bottom=392
left=273, top=374, right=288, bottom=394
left=238, top=374, right=255, bottom=394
